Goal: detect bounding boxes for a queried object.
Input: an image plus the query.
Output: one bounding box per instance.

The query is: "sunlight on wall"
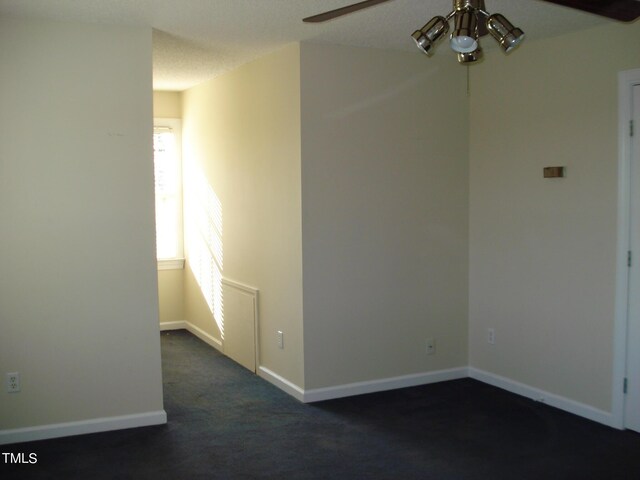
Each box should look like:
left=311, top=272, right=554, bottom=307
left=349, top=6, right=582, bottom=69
left=184, top=162, right=224, bottom=337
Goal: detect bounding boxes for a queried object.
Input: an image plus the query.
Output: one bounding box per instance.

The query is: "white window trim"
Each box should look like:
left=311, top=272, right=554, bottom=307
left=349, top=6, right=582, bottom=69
left=158, top=258, right=185, bottom=270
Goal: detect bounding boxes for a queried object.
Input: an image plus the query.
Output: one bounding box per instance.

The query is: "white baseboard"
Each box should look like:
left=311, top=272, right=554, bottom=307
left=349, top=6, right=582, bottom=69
left=468, top=367, right=614, bottom=428
left=258, top=367, right=305, bottom=402
left=258, top=366, right=467, bottom=404
left=259, top=365, right=615, bottom=428
left=160, top=320, right=223, bottom=352
left=302, top=367, right=469, bottom=403
left=0, top=410, right=167, bottom=446
left=159, top=321, right=188, bottom=331
left=162, top=325, right=616, bottom=429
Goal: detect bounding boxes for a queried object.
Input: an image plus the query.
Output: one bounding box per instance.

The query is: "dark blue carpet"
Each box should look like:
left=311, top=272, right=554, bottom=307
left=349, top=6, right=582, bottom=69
left=3, top=329, right=640, bottom=479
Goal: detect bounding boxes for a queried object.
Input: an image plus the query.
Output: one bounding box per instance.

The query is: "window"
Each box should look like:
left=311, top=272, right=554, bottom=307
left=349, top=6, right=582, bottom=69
left=153, top=118, right=184, bottom=269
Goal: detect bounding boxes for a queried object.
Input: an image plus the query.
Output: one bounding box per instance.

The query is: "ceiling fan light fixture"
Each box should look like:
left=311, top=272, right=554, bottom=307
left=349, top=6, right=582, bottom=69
left=407, top=0, right=525, bottom=63
left=303, top=0, right=640, bottom=64
left=457, top=46, right=483, bottom=64
left=411, top=16, right=449, bottom=56
left=486, top=13, right=525, bottom=53
left=450, top=9, right=478, bottom=53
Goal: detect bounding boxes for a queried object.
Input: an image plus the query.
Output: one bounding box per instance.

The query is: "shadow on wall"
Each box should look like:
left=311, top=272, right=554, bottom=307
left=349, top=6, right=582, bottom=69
left=184, top=162, right=225, bottom=338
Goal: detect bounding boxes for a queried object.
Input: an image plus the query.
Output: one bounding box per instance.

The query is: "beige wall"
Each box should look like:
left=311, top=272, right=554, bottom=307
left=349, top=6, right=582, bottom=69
left=157, top=269, right=185, bottom=325
left=0, top=18, right=164, bottom=430
left=153, top=90, right=185, bottom=326
left=153, top=91, right=182, bottom=118
left=181, top=44, right=304, bottom=386
left=300, top=43, right=469, bottom=389
left=469, top=21, right=640, bottom=411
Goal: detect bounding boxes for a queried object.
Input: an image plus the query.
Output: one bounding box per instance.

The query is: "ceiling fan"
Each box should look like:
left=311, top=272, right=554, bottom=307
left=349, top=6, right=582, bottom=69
left=303, top=0, right=640, bottom=64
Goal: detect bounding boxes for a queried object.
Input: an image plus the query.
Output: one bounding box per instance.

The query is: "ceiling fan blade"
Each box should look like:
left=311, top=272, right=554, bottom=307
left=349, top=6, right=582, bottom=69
left=303, top=0, right=395, bottom=23
left=538, top=0, right=640, bottom=22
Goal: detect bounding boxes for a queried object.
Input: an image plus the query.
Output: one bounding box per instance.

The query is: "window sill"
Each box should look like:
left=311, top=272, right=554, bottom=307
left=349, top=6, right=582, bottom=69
left=158, top=258, right=185, bottom=271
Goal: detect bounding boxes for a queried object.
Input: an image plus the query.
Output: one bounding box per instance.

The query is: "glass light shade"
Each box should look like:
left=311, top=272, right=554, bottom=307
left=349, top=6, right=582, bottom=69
left=411, top=16, right=449, bottom=56
left=486, top=13, right=525, bottom=53
left=450, top=10, right=478, bottom=53
left=451, top=35, right=477, bottom=52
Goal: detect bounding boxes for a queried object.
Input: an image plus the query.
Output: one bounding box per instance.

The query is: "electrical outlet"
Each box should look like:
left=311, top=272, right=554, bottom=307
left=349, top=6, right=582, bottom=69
left=426, top=338, right=436, bottom=355
left=487, top=328, right=495, bottom=345
left=277, top=331, right=284, bottom=350
left=7, top=372, right=20, bottom=393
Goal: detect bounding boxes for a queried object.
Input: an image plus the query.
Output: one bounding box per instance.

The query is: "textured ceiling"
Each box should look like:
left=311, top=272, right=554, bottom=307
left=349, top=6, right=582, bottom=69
left=0, top=0, right=620, bottom=91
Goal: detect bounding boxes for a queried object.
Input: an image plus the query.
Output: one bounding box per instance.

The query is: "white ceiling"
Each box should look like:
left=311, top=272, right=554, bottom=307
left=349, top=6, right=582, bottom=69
left=0, top=0, right=617, bottom=91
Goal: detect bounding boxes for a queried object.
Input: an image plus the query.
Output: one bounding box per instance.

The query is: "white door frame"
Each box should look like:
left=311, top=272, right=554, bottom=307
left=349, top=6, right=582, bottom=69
left=613, top=68, right=640, bottom=429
